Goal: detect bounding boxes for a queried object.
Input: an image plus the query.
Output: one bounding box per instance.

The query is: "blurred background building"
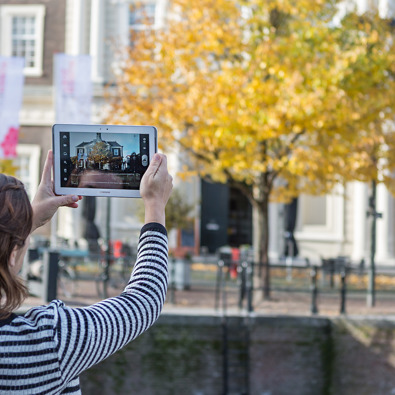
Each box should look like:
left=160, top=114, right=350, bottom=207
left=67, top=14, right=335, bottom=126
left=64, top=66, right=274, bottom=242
left=1, top=0, right=394, bottom=264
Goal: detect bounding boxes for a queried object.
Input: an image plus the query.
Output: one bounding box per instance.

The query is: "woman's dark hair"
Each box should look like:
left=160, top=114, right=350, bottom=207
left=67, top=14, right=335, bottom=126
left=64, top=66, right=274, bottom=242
left=0, top=174, right=32, bottom=318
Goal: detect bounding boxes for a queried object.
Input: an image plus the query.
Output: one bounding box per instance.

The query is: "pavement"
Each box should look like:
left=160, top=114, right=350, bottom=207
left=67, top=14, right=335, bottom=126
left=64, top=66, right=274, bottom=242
left=18, top=278, right=395, bottom=318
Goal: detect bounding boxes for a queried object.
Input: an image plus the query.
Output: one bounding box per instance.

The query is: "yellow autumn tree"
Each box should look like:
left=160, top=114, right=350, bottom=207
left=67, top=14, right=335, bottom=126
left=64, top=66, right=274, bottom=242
left=89, top=142, right=111, bottom=169
left=107, top=0, right=395, bottom=298
left=0, top=160, right=17, bottom=176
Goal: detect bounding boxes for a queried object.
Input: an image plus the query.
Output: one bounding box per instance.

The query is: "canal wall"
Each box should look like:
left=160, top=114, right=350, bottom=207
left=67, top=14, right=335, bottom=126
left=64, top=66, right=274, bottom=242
left=80, top=314, right=395, bottom=395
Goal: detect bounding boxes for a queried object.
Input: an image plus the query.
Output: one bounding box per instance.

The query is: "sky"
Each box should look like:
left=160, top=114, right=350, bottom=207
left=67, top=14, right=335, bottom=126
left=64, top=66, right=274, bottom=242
left=69, top=132, right=141, bottom=157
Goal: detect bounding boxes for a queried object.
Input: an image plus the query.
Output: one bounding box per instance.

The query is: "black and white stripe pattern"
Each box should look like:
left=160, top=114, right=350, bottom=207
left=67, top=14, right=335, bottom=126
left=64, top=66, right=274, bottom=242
left=0, top=223, right=168, bottom=394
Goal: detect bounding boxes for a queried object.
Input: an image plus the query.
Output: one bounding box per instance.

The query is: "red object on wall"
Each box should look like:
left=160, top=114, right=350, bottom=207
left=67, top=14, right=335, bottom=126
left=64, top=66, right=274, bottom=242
left=113, top=240, right=123, bottom=258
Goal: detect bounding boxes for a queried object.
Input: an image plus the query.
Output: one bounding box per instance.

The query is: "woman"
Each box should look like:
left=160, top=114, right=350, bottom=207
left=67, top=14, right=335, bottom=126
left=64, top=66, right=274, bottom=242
left=0, top=151, right=173, bottom=394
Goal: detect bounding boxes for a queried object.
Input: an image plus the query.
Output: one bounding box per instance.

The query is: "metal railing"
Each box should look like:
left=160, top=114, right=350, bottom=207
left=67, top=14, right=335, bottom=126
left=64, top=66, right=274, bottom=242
left=24, top=246, right=395, bottom=315
left=25, top=247, right=136, bottom=301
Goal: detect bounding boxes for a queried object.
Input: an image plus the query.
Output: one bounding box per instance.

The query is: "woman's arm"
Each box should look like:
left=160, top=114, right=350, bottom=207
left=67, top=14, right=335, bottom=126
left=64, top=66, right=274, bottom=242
left=55, top=223, right=168, bottom=381
left=53, top=153, right=173, bottom=381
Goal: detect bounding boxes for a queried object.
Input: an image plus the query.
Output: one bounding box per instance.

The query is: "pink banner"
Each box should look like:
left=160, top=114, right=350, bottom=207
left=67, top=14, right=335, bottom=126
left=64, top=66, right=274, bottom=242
left=0, top=57, right=25, bottom=158
left=54, top=54, right=92, bottom=123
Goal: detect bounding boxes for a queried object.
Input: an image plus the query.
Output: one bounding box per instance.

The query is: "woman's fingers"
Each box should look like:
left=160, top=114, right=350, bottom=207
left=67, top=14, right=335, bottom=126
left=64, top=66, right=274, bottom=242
left=40, top=150, right=53, bottom=186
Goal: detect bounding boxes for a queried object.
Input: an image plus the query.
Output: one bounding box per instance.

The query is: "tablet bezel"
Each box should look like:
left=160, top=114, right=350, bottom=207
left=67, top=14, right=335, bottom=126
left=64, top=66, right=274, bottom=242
left=52, top=124, right=158, bottom=198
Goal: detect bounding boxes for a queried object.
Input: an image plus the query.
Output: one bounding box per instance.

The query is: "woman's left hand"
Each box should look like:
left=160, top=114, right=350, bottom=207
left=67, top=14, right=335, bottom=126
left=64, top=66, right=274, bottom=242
left=31, top=150, right=82, bottom=232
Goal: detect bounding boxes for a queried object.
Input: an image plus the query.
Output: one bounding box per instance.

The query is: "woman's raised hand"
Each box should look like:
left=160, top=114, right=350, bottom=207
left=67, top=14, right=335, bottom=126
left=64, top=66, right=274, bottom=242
left=31, top=150, right=82, bottom=231
left=140, top=153, right=173, bottom=227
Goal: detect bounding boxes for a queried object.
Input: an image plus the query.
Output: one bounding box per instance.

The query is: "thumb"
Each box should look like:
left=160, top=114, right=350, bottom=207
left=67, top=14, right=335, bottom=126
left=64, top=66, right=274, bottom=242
left=148, top=153, right=163, bottom=174
left=57, top=195, right=79, bottom=207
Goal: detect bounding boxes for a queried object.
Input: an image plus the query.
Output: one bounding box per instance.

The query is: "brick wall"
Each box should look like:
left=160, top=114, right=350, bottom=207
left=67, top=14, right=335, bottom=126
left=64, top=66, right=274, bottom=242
left=80, top=314, right=395, bottom=395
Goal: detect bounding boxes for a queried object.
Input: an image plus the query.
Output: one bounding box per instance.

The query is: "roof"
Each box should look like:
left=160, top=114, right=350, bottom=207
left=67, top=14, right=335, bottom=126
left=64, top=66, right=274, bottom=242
left=75, top=140, right=122, bottom=148
left=107, top=141, right=122, bottom=148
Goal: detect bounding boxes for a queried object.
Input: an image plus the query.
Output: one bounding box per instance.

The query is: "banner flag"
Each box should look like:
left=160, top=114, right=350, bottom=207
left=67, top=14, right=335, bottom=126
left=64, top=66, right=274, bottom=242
left=0, top=57, right=25, bottom=158
left=54, top=54, right=92, bottom=123
left=52, top=54, right=92, bottom=247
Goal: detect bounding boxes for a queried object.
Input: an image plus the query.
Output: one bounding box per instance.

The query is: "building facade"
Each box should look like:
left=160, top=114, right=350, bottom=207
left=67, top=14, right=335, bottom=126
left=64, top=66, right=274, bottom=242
left=1, top=0, right=395, bottom=264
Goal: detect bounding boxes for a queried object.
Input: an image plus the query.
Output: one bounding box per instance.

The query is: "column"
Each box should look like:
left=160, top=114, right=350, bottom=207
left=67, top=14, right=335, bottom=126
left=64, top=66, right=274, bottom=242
left=65, top=0, right=86, bottom=55
left=90, top=0, right=105, bottom=83
left=378, top=0, right=394, bottom=17
left=375, top=182, right=391, bottom=263
left=268, top=202, right=282, bottom=260
left=117, top=0, right=130, bottom=49
left=352, top=182, right=368, bottom=262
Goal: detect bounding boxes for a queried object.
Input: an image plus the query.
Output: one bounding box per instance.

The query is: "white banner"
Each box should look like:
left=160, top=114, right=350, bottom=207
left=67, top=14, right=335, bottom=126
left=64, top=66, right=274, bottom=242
left=54, top=54, right=92, bottom=123
left=0, top=57, right=25, bottom=158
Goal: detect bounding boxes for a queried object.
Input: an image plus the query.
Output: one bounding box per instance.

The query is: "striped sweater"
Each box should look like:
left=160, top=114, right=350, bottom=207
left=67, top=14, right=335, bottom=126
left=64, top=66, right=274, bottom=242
left=0, top=223, right=168, bottom=394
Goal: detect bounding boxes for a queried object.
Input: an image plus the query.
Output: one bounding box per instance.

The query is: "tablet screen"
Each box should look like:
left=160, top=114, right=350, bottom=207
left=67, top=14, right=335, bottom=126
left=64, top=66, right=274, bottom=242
left=59, top=131, right=149, bottom=190
left=53, top=124, right=157, bottom=197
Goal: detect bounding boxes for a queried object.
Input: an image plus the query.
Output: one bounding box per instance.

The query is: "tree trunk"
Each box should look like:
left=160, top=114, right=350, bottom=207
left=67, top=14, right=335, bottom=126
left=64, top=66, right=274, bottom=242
left=253, top=190, right=270, bottom=300
left=236, top=171, right=272, bottom=300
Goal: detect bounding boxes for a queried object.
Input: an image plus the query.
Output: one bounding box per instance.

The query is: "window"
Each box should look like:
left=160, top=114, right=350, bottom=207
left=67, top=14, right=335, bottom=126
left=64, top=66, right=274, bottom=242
left=295, top=187, right=345, bottom=242
left=129, top=3, right=157, bottom=30
left=0, top=5, right=45, bottom=77
left=12, top=16, right=36, bottom=67
left=302, top=196, right=327, bottom=226
left=15, top=144, right=40, bottom=200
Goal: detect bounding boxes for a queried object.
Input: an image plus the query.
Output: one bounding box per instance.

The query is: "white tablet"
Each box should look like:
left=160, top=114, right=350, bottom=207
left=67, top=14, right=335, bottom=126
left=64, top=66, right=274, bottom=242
left=53, top=124, right=157, bottom=198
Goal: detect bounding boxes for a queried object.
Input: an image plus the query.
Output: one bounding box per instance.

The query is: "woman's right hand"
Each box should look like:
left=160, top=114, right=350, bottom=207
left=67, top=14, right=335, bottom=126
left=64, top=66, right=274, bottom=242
left=31, top=150, right=82, bottom=232
left=140, top=153, right=173, bottom=226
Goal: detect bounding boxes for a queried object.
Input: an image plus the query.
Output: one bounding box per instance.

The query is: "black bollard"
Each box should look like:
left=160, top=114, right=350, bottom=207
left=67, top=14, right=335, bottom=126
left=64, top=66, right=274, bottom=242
left=43, top=250, right=60, bottom=302
left=310, top=265, right=318, bottom=315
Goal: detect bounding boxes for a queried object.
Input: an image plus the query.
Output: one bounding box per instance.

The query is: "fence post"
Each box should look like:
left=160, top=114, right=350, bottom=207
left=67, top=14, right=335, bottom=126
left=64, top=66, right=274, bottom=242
left=247, top=261, right=254, bottom=313
left=340, top=269, right=347, bottom=314
left=215, top=260, right=225, bottom=311
left=169, top=257, right=176, bottom=304
left=310, top=265, right=318, bottom=315
left=238, top=262, right=247, bottom=309
left=329, top=259, right=335, bottom=289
